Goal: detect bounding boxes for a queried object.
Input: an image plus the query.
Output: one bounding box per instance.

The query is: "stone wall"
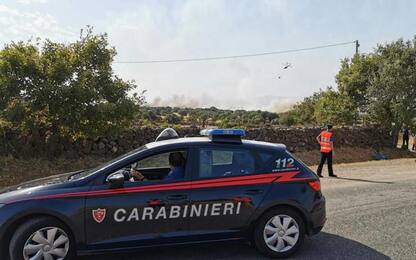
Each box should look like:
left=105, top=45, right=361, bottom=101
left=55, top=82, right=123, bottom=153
left=0, top=127, right=393, bottom=158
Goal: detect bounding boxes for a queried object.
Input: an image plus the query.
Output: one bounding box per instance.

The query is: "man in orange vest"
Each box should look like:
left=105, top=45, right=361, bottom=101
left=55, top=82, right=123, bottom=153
left=316, top=124, right=337, bottom=178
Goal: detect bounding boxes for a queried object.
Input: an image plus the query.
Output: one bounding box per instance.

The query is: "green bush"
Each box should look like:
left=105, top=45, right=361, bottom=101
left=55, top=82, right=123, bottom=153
left=0, top=27, right=144, bottom=139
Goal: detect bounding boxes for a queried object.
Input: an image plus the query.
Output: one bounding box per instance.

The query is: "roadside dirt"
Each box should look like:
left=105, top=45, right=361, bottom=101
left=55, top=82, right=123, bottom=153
left=312, top=158, right=416, bottom=190
left=294, top=147, right=415, bottom=165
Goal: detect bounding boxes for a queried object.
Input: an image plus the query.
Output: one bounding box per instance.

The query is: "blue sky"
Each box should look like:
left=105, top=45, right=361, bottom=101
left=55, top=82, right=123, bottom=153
left=1, top=0, right=415, bottom=111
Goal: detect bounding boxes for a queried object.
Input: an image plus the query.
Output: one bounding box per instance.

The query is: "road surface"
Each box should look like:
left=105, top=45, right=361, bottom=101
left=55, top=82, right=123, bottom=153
left=81, top=158, right=416, bottom=260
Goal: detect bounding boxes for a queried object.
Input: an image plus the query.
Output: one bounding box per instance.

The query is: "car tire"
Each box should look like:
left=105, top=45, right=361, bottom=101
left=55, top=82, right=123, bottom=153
left=9, top=216, right=75, bottom=260
left=253, top=207, right=305, bottom=258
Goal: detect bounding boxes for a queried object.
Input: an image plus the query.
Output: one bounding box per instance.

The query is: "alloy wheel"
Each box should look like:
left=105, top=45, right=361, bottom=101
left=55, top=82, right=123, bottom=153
left=263, top=214, right=300, bottom=252
left=23, top=227, right=69, bottom=260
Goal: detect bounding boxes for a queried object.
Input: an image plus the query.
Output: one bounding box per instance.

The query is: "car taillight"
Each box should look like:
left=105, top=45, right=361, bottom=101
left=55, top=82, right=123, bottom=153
left=308, top=180, right=321, bottom=191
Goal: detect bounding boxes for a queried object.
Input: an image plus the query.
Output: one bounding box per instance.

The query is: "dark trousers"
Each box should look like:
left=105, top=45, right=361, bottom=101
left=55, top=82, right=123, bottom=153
left=402, top=136, right=409, bottom=149
left=317, top=151, right=334, bottom=176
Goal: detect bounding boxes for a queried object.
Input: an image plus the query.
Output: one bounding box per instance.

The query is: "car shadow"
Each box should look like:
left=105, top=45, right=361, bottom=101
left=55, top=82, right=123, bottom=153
left=78, top=232, right=390, bottom=260
left=333, top=176, right=394, bottom=184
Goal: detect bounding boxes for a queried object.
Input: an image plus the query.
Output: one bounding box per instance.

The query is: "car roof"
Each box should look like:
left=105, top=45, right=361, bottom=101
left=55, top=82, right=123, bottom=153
left=145, top=136, right=287, bottom=151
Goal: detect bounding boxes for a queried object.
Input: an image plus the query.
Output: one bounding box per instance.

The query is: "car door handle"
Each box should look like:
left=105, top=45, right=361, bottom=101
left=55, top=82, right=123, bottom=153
left=245, top=189, right=263, bottom=195
left=167, top=194, right=188, bottom=201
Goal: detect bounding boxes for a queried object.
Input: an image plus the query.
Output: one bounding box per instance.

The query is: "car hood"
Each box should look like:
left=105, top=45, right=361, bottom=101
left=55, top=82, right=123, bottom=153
left=0, top=171, right=83, bottom=204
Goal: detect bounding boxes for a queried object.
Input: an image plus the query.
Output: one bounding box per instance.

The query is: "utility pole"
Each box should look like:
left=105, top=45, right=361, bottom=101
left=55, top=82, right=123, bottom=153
left=355, top=40, right=360, bottom=56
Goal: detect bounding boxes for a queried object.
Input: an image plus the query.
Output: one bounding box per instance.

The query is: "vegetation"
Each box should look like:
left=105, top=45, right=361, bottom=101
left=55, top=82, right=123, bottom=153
left=0, top=27, right=144, bottom=140
left=1, top=29, right=415, bottom=144
left=284, top=36, right=416, bottom=134
left=138, top=106, right=279, bottom=128
left=0, top=28, right=283, bottom=137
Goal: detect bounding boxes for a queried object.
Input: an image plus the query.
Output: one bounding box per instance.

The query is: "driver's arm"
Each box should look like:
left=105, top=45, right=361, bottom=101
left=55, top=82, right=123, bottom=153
left=130, top=168, right=146, bottom=181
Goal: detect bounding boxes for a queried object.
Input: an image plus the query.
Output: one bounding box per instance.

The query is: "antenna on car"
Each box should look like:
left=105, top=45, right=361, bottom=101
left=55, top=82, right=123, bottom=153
left=155, top=128, right=179, bottom=142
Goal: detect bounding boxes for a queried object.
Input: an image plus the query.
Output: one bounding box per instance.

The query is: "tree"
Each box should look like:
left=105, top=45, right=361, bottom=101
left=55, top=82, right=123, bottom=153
left=334, top=37, right=416, bottom=133
left=313, top=89, right=358, bottom=126
left=336, top=54, right=378, bottom=113
left=289, top=91, right=325, bottom=126
left=367, top=38, right=416, bottom=131
left=278, top=111, right=296, bottom=126
left=0, top=27, right=145, bottom=139
left=165, top=113, right=181, bottom=124
left=286, top=35, right=416, bottom=137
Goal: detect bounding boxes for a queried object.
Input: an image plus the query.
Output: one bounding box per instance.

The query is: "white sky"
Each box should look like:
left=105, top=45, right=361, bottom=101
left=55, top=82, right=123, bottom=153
left=1, top=0, right=415, bottom=111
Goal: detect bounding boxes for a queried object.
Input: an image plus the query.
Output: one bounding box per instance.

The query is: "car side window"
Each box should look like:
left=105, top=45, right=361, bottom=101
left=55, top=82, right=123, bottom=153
left=199, top=148, right=255, bottom=178
left=107, top=150, right=188, bottom=183
left=138, top=153, right=171, bottom=168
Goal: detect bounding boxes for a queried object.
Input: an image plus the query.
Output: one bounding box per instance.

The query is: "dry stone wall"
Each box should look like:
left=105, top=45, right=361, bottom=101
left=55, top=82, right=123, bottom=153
left=0, top=127, right=393, bottom=158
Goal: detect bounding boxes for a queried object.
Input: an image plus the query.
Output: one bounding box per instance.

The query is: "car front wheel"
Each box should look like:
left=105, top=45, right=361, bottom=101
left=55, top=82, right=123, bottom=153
left=9, top=217, right=74, bottom=260
left=253, top=207, right=305, bottom=258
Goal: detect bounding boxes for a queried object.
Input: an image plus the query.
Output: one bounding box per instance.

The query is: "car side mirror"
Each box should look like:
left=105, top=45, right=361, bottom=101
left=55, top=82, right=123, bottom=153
left=106, top=171, right=125, bottom=189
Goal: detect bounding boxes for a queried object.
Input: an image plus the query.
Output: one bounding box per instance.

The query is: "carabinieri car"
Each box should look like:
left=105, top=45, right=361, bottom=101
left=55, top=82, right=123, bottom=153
left=0, top=129, right=326, bottom=259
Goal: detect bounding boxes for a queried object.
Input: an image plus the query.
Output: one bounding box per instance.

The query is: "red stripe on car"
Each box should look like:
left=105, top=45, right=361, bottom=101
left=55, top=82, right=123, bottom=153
left=17, top=170, right=314, bottom=202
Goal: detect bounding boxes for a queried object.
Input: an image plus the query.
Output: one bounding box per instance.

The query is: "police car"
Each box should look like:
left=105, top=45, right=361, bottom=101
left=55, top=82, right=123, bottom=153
left=0, top=129, right=326, bottom=259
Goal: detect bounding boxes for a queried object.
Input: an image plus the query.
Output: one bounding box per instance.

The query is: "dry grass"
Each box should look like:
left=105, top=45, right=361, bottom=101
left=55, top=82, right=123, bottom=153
left=0, top=156, right=106, bottom=189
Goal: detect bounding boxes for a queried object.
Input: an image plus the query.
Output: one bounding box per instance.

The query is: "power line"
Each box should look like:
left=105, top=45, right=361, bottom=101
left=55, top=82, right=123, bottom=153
left=114, top=41, right=356, bottom=64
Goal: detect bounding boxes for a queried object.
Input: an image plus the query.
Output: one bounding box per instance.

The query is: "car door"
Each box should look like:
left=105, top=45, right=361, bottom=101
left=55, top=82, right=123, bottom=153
left=187, top=145, right=271, bottom=240
left=84, top=148, right=192, bottom=250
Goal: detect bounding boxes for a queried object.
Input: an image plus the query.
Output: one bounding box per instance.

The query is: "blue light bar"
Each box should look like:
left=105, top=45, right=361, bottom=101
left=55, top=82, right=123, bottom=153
left=200, top=128, right=246, bottom=137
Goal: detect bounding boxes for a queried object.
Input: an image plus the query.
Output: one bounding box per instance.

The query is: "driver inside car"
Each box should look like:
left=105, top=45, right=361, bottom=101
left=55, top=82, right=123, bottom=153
left=126, top=152, right=186, bottom=182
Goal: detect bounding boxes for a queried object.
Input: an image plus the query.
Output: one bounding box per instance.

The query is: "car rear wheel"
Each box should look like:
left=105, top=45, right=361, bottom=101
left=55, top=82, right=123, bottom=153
left=253, top=207, right=305, bottom=258
left=9, top=217, right=74, bottom=260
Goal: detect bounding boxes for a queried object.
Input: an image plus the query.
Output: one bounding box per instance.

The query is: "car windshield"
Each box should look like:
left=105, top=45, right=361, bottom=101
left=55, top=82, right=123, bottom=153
left=68, top=145, right=148, bottom=181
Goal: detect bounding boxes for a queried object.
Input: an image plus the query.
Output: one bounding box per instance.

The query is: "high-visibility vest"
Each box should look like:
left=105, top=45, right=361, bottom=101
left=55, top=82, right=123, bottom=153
left=320, top=130, right=333, bottom=153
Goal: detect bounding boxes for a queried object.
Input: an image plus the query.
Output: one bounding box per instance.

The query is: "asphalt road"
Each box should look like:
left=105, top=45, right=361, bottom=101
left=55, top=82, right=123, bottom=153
left=80, top=159, right=416, bottom=260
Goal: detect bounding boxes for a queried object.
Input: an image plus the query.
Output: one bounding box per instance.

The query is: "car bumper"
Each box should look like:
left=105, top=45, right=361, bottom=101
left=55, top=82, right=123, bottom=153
left=0, top=206, right=14, bottom=259
left=307, top=195, right=326, bottom=235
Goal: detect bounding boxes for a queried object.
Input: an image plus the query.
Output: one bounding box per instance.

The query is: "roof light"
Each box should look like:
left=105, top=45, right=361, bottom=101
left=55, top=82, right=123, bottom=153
left=200, top=129, right=245, bottom=137
left=200, top=128, right=245, bottom=143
